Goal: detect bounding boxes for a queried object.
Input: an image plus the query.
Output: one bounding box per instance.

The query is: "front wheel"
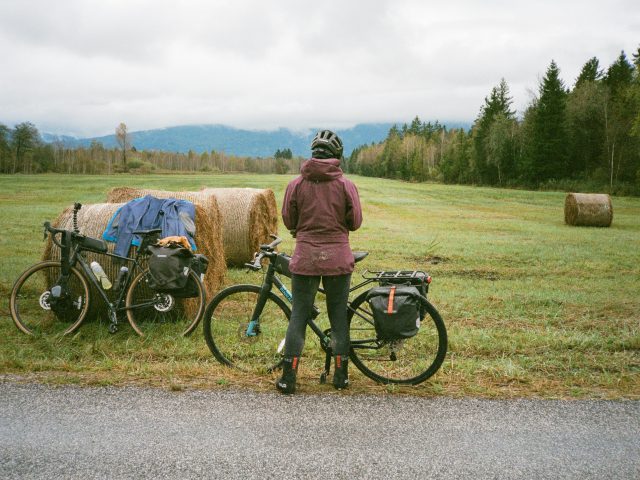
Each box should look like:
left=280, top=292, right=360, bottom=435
left=125, top=270, right=205, bottom=337
left=347, top=289, right=447, bottom=385
left=203, top=284, right=291, bottom=372
left=10, top=261, right=91, bottom=336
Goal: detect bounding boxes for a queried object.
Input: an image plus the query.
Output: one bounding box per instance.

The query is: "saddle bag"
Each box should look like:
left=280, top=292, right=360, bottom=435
left=366, top=285, right=422, bottom=341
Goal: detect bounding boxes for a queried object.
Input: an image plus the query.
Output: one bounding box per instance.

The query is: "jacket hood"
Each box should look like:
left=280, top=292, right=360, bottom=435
left=300, top=158, right=343, bottom=181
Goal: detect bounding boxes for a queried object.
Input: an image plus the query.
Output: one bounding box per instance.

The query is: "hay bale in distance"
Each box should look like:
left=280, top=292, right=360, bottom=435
left=564, top=193, right=613, bottom=227
left=106, top=187, right=226, bottom=290
left=200, top=188, right=279, bottom=266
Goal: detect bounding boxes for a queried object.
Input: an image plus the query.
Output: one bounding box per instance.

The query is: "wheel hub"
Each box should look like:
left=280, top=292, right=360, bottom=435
left=39, top=291, right=52, bottom=310
left=153, top=293, right=175, bottom=313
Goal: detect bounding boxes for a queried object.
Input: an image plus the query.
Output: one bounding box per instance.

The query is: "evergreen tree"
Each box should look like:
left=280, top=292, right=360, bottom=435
left=472, top=78, right=515, bottom=184
left=525, top=60, right=569, bottom=183
left=566, top=79, right=607, bottom=179
left=603, top=50, right=638, bottom=185
left=605, top=51, right=634, bottom=98
left=575, top=57, right=602, bottom=88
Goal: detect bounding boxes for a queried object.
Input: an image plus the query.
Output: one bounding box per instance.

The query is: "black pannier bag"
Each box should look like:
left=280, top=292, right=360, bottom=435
left=177, top=253, right=209, bottom=298
left=146, top=244, right=194, bottom=294
left=366, top=285, right=422, bottom=341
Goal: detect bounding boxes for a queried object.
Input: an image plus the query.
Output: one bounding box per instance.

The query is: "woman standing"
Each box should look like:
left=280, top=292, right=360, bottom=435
left=278, top=130, right=362, bottom=394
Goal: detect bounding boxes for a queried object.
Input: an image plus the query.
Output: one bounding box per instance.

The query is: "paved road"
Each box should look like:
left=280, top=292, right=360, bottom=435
left=0, top=382, right=638, bottom=479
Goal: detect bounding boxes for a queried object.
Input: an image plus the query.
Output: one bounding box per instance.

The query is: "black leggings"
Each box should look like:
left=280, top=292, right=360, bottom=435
left=283, top=273, right=351, bottom=357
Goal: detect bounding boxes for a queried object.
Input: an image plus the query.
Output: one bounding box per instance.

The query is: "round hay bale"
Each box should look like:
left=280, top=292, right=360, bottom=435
left=105, top=187, right=226, bottom=290
left=564, top=193, right=613, bottom=227
left=43, top=202, right=223, bottom=321
left=200, top=188, right=279, bottom=266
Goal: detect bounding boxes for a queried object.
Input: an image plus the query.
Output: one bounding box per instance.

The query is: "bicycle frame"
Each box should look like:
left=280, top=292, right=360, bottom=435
left=55, top=231, right=149, bottom=328
left=245, top=257, right=377, bottom=355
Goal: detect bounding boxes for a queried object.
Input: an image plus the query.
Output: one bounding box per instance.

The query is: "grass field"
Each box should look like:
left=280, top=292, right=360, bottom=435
left=0, top=173, right=638, bottom=398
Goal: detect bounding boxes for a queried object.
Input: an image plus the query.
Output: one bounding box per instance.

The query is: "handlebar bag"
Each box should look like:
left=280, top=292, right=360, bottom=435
left=147, top=245, right=194, bottom=294
left=366, top=285, right=421, bottom=341
left=274, top=253, right=292, bottom=278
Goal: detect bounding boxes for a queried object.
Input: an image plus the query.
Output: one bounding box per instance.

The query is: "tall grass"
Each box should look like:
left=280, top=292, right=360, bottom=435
left=0, top=173, right=638, bottom=398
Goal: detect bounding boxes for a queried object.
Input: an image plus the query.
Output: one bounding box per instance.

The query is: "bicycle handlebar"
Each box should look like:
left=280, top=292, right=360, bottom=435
left=244, top=234, right=282, bottom=271
left=43, top=221, right=68, bottom=249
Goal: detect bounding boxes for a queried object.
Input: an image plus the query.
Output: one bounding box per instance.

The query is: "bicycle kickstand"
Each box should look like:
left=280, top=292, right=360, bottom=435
left=108, top=308, right=119, bottom=334
left=320, top=347, right=332, bottom=384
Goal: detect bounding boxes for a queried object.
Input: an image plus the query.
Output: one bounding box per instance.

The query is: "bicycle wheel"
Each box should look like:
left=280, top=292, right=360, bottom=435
left=125, top=270, right=205, bottom=337
left=347, top=289, right=447, bottom=385
left=10, top=261, right=91, bottom=336
left=203, top=284, right=291, bottom=372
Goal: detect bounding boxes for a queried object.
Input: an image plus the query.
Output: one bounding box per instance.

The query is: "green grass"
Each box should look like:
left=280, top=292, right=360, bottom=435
left=0, top=173, right=638, bottom=398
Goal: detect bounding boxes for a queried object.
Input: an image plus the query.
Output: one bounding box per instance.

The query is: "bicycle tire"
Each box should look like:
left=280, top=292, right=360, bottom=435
left=347, top=289, right=447, bottom=385
left=203, top=284, right=291, bottom=372
left=125, top=269, right=205, bottom=337
left=10, top=261, right=91, bottom=336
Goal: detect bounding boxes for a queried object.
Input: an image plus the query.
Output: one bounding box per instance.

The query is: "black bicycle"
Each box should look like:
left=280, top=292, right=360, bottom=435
left=202, top=236, right=447, bottom=385
left=10, top=203, right=206, bottom=337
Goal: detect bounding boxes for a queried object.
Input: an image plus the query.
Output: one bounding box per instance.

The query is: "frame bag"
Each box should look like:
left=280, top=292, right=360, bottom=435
left=366, top=285, right=422, bottom=341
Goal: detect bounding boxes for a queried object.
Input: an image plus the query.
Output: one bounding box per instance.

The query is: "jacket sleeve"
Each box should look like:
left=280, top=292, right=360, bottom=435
left=344, top=180, right=362, bottom=232
left=281, top=181, right=298, bottom=231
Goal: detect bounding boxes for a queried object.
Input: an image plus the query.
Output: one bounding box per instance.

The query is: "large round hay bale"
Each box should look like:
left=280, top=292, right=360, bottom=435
left=200, top=188, right=279, bottom=266
left=564, top=193, right=613, bottom=227
left=106, top=187, right=226, bottom=288
left=43, top=202, right=224, bottom=321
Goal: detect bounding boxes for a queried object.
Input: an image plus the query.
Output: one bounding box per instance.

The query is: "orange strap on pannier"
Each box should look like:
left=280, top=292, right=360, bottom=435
left=387, top=286, right=396, bottom=314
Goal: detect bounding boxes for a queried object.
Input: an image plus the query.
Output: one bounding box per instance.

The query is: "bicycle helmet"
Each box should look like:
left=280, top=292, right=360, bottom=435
left=311, top=130, right=343, bottom=158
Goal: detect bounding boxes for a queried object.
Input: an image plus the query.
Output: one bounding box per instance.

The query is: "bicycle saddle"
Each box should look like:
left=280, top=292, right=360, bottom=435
left=353, top=251, right=368, bottom=263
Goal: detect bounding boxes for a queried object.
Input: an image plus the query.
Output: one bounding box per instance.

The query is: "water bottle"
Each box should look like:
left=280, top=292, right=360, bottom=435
left=90, top=261, right=112, bottom=290
left=114, top=266, right=129, bottom=292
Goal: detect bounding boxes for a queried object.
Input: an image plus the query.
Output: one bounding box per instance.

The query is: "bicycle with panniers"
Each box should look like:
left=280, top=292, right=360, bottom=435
left=10, top=202, right=207, bottom=337
left=202, top=235, right=447, bottom=385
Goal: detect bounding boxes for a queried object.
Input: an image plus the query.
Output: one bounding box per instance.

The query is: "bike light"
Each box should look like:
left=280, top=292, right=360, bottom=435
left=426, top=275, right=432, bottom=284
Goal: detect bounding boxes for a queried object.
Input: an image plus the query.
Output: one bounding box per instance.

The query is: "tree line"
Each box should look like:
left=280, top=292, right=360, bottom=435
left=2, top=47, right=639, bottom=194
left=346, top=48, right=640, bottom=195
left=0, top=122, right=303, bottom=175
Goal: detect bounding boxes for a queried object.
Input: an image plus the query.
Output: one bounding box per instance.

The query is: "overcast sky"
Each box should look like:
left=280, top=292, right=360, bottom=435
left=0, top=0, right=638, bottom=137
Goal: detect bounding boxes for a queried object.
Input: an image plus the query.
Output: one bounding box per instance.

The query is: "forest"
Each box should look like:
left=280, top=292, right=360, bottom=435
left=347, top=49, right=640, bottom=195
left=1, top=48, right=639, bottom=195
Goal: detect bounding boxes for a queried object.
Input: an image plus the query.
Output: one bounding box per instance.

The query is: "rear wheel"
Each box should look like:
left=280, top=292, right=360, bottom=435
left=10, top=261, right=91, bottom=336
left=125, top=270, right=205, bottom=337
left=347, top=289, right=447, bottom=385
left=203, top=284, right=291, bottom=372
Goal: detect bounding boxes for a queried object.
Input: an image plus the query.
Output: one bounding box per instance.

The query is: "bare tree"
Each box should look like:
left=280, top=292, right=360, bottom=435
left=115, top=122, right=131, bottom=166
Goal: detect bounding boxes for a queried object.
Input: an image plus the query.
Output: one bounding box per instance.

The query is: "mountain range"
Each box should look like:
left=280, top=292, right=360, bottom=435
left=42, top=122, right=471, bottom=158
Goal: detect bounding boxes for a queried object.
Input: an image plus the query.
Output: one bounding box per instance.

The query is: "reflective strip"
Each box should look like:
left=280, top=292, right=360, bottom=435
left=387, top=286, right=396, bottom=314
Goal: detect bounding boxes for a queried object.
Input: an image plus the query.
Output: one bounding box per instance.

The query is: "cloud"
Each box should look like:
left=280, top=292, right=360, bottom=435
left=0, top=0, right=637, bottom=136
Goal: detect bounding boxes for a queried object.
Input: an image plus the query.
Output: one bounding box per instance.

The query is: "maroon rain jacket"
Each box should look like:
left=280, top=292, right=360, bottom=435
left=282, top=158, right=362, bottom=276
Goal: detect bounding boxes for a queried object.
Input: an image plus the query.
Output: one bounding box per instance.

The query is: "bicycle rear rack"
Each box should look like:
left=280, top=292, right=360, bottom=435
left=363, top=270, right=430, bottom=283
